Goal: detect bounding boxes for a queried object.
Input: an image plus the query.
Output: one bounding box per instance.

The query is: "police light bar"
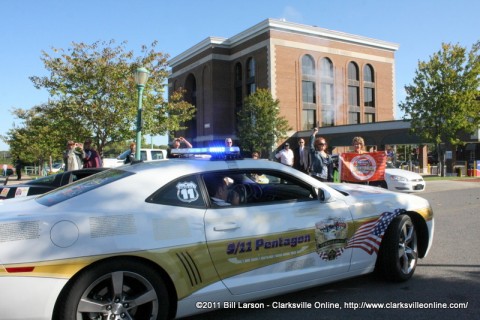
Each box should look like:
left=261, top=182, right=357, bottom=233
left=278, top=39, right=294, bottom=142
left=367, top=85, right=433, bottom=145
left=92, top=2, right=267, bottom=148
left=170, top=146, right=239, bottom=154
left=170, top=146, right=242, bottom=160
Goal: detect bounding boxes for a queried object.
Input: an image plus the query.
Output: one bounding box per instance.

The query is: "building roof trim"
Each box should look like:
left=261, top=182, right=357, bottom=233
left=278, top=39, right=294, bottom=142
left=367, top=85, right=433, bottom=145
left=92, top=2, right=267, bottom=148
left=266, top=19, right=400, bottom=51
left=169, top=36, right=229, bottom=66
left=169, top=18, right=399, bottom=67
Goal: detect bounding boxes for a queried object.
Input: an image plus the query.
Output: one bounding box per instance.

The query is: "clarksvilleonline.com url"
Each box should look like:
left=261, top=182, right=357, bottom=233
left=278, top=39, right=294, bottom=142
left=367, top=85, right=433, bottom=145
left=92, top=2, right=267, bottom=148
left=195, top=301, right=469, bottom=310
left=342, top=301, right=469, bottom=310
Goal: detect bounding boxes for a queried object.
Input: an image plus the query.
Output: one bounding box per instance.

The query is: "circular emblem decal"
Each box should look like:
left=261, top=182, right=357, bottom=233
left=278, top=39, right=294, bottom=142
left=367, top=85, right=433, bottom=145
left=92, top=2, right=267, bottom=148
left=315, top=218, right=348, bottom=261
left=349, top=154, right=377, bottom=181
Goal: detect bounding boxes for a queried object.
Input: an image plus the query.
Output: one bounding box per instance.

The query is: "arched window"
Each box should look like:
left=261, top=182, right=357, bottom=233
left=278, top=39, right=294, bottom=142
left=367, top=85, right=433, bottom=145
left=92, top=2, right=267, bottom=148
left=363, top=64, right=375, bottom=122
left=320, top=58, right=334, bottom=126
left=301, top=55, right=316, bottom=130
left=364, top=64, right=374, bottom=82
left=302, top=55, right=315, bottom=75
left=246, top=57, right=256, bottom=95
left=348, top=62, right=360, bottom=124
left=348, top=62, right=359, bottom=81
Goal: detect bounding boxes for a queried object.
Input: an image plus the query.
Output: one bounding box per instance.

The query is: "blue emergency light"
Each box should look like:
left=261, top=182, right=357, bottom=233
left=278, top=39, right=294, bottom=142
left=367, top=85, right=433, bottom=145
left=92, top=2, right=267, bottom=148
left=170, top=146, right=242, bottom=160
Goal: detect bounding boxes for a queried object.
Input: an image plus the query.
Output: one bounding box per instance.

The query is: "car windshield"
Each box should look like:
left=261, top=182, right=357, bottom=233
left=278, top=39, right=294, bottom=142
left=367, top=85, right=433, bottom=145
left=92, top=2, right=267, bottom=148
left=36, top=169, right=133, bottom=207
left=25, top=174, right=59, bottom=186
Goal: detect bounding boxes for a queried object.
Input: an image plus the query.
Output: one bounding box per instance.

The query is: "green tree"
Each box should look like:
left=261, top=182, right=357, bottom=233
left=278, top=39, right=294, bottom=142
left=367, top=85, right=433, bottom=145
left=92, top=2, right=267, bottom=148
left=6, top=104, right=71, bottom=172
left=237, top=88, right=291, bottom=158
left=28, top=40, right=195, bottom=157
left=399, top=41, right=480, bottom=176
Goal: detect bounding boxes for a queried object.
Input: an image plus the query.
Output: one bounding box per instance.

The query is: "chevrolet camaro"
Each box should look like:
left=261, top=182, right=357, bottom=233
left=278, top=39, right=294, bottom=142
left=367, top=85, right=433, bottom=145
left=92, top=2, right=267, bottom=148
left=0, top=147, right=434, bottom=320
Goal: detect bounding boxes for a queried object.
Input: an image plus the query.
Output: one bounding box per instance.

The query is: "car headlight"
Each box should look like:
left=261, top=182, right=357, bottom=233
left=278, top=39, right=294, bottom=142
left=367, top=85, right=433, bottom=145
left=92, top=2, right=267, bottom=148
left=389, top=175, right=408, bottom=182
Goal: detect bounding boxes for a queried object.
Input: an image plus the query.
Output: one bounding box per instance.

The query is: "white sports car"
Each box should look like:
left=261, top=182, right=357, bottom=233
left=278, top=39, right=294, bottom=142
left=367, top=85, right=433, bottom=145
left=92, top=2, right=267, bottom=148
left=0, top=147, right=434, bottom=320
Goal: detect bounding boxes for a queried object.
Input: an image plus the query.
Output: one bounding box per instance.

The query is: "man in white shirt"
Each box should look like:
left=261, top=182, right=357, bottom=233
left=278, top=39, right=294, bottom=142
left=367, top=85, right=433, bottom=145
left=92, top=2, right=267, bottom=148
left=275, top=143, right=294, bottom=167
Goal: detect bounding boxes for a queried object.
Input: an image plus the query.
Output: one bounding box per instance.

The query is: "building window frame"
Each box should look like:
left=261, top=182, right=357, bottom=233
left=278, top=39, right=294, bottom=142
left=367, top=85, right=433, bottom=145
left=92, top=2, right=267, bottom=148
left=301, top=54, right=317, bottom=130
left=320, top=57, right=335, bottom=127
left=363, top=64, right=376, bottom=121
left=246, top=57, right=256, bottom=95
left=348, top=62, right=360, bottom=124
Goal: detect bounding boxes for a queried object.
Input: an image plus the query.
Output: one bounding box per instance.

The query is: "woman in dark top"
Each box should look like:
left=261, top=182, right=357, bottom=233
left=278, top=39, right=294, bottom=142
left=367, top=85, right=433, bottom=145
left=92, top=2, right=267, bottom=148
left=309, top=128, right=333, bottom=182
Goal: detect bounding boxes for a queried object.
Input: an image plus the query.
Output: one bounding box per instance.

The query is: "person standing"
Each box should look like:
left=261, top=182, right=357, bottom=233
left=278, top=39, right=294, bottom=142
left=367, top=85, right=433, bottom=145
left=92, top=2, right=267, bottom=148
left=275, top=142, right=294, bottom=167
left=225, top=138, right=233, bottom=147
left=124, top=142, right=136, bottom=164
left=168, top=137, right=192, bottom=158
left=172, top=137, right=192, bottom=149
left=294, top=138, right=310, bottom=173
left=83, top=139, right=102, bottom=168
left=63, top=141, right=85, bottom=171
left=14, top=157, right=23, bottom=180
left=2, top=163, right=7, bottom=177
left=352, top=136, right=366, bottom=154
left=344, top=136, right=372, bottom=185
left=309, top=128, right=333, bottom=182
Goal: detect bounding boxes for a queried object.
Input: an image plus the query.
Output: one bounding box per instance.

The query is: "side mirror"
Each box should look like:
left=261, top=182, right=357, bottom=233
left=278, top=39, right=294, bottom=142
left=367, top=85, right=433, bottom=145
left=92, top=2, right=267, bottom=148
left=317, top=188, right=332, bottom=202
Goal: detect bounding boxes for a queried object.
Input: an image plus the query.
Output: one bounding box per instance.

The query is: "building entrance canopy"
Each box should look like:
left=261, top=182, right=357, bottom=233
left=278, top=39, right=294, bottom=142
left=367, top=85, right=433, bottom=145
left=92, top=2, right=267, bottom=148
left=296, top=120, right=422, bottom=148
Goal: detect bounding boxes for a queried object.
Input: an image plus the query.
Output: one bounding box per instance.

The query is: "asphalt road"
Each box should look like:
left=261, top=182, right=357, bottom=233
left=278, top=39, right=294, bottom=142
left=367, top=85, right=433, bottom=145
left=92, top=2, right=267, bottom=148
left=182, top=180, right=480, bottom=320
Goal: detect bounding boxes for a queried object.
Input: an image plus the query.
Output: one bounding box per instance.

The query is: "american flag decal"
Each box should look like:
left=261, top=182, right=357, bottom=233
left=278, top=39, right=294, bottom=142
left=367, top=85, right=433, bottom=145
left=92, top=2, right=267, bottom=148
left=346, top=209, right=405, bottom=255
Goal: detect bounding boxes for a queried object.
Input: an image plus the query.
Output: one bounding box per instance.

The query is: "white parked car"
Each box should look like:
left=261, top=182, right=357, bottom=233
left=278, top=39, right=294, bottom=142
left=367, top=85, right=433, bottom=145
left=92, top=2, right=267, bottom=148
left=103, top=148, right=168, bottom=168
left=0, top=147, right=434, bottom=320
left=332, top=155, right=425, bottom=193
left=384, top=162, right=426, bottom=193
left=50, top=162, right=64, bottom=173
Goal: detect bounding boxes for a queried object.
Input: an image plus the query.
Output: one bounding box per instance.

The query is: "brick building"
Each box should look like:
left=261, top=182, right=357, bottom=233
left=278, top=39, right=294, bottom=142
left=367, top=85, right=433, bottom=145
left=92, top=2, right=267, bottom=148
left=168, top=18, right=399, bottom=147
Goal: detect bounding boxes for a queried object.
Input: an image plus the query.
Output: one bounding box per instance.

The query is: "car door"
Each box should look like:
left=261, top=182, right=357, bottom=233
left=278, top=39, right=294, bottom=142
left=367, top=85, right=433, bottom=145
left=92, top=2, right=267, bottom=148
left=203, top=170, right=353, bottom=295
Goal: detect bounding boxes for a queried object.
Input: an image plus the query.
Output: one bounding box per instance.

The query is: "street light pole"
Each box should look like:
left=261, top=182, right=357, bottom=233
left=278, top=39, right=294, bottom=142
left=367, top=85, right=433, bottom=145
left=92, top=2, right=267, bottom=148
left=134, top=67, right=150, bottom=160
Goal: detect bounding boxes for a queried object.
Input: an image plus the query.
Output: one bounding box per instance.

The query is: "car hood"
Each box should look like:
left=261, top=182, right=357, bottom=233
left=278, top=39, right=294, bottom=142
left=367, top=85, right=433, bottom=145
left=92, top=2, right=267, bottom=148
left=329, top=182, right=395, bottom=199
left=0, top=196, right=44, bottom=212
left=328, top=182, right=429, bottom=213
left=385, top=168, right=423, bottom=179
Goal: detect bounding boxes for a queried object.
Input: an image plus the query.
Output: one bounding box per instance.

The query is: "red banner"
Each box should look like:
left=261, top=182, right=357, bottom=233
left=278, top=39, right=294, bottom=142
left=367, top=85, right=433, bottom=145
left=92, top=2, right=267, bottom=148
left=340, top=152, right=387, bottom=182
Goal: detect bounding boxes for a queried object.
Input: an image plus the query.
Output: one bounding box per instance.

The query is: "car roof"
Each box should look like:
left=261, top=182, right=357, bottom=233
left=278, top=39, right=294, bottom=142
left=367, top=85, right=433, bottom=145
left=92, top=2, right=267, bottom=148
left=121, top=157, right=300, bottom=179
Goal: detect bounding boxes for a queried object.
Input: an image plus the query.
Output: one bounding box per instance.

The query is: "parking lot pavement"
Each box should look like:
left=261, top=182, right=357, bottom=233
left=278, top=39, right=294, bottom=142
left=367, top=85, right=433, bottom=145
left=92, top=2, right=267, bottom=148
left=422, top=178, right=480, bottom=193
left=0, top=175, right=33, bottom=186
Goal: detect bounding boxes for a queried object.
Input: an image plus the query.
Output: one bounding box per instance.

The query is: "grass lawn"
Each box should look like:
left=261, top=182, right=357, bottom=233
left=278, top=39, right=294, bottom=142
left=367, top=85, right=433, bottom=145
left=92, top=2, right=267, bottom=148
left=423, top=175, right=480, bottom=181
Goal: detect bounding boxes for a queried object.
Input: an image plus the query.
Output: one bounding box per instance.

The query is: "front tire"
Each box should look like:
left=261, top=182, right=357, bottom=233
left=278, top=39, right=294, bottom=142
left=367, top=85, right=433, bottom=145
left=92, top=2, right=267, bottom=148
left=55, top=258, right=170, bottom=320
left=377, top=215, right=418, bottom=282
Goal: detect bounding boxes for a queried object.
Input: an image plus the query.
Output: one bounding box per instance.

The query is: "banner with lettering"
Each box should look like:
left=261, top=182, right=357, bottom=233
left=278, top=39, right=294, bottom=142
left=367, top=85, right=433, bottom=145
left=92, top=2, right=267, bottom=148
left=340, top=152, right=387, bottom=182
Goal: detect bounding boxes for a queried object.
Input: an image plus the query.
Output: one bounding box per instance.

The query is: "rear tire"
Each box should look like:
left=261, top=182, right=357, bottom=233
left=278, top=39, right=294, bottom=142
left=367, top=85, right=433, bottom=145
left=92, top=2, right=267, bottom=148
left=55, top=258, right=170, bottom=320
left=377, top=215, right=418, bottom=282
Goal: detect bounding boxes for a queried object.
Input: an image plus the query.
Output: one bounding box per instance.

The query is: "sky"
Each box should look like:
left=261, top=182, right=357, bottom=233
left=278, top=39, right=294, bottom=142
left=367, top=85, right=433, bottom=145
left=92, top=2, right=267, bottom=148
left=1, top=0, right=479, bottom=151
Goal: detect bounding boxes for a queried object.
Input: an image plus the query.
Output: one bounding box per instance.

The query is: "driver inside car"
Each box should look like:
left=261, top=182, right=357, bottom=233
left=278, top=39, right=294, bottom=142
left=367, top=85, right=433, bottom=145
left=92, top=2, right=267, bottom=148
left=205, top=176, right=240, bottom=206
